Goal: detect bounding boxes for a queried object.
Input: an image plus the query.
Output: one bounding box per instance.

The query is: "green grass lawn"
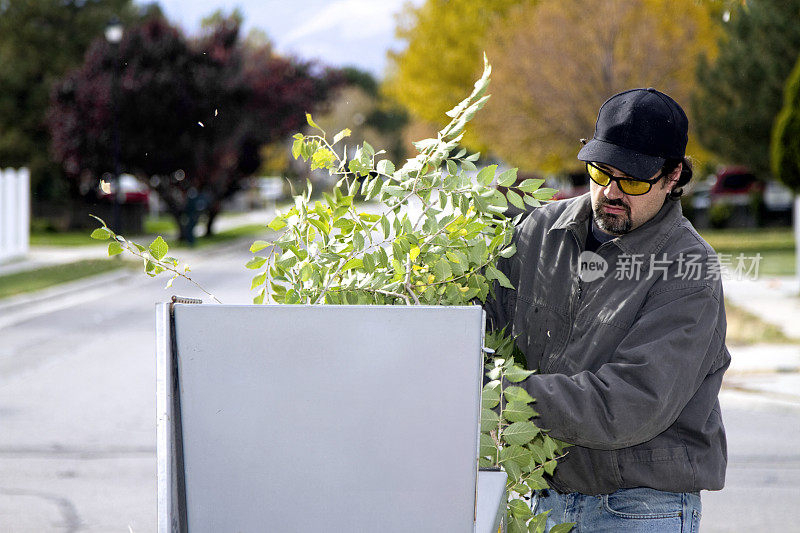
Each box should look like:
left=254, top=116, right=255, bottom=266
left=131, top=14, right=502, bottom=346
left=30, top=216, right=268, bottom=249
left=699, top=227, right=796, bottom=276
left=725, top=299, right=798, bottom=345
left=29, top=215, right=178, bottom=247
left=0, top=259, right=137, bottom=300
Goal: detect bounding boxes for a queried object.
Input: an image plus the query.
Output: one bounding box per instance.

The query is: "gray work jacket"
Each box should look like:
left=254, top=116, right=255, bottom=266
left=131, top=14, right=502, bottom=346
left=484, top=193, right=729, bottom=496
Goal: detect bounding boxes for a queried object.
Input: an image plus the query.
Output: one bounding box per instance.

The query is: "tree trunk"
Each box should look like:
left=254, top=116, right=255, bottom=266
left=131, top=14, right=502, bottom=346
left=205, top=206, right=219, bottom=237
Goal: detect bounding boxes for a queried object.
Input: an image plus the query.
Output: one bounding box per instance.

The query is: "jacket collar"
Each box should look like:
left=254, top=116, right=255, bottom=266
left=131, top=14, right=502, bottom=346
left=549, top=193, right=683, bottom=256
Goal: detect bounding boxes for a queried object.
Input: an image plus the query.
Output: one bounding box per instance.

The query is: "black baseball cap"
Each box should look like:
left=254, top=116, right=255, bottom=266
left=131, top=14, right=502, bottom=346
left=577, top=88, right=688, bottom=181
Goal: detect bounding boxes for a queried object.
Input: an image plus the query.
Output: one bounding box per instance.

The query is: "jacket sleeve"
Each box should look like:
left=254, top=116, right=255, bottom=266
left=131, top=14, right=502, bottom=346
left=523, top=282, right=728, bottom=450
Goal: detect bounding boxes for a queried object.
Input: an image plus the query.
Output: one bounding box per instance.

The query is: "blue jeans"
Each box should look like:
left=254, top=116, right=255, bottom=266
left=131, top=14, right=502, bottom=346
left=531, top=487, right=702, bottom=532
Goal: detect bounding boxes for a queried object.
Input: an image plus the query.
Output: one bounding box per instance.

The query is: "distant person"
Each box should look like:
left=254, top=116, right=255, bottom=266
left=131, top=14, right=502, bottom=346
left=485, top=88, right=729, bottom=532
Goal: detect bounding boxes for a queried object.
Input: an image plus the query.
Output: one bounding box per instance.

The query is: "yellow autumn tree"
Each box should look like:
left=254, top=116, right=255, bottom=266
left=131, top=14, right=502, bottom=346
left=478, top=0, right=721, bottom=173
left=385, top=0, right=535, bottom=150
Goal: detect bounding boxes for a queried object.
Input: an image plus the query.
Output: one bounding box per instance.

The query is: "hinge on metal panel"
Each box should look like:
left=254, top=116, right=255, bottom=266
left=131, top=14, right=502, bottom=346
left=171, top=295, right=203, bottom=305
left=169, top=295, right=204, bottom=312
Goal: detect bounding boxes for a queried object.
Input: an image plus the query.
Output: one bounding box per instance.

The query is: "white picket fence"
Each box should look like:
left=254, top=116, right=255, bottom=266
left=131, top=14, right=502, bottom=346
left=0, top=167, right=30, bottom=264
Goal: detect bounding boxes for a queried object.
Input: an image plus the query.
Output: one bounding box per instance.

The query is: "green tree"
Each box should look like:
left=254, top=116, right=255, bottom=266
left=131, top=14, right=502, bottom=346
left=693, top=0, right=800, bottom=175
left=772, top=52, right=800, bottom=193
left=0, top=0, right=155, bottom=201
left=771, top=51, right=800, bottom=286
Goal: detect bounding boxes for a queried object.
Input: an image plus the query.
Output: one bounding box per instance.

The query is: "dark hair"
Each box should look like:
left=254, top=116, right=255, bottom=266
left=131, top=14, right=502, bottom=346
left=663, top=156, right=693, bottom=200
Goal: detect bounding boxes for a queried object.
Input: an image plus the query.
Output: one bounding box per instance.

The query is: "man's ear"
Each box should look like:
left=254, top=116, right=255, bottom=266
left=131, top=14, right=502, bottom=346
left=666, top=162, right=682, bottom=191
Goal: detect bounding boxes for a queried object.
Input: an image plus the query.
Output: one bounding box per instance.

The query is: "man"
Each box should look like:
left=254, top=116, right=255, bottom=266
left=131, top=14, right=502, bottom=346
left=485, top=88, right=729, bottom=532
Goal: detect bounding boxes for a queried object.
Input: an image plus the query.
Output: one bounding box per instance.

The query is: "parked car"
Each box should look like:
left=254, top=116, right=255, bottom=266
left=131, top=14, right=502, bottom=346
left=690, top=166, right=793, bottom=228
left=98, top=174, right=150, bottom=205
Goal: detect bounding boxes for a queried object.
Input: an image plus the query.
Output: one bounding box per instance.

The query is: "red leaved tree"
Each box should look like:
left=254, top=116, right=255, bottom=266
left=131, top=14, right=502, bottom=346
left=49, top=15, right=341, bottom=241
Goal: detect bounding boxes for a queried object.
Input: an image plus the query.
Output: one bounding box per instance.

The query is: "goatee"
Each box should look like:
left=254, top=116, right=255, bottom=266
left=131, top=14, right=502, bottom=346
left=593, top=198, right=632, bottom=235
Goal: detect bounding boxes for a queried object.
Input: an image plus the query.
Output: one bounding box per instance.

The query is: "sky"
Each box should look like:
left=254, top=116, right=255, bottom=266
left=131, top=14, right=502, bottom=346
left=156, top=0, right=424, bottom=77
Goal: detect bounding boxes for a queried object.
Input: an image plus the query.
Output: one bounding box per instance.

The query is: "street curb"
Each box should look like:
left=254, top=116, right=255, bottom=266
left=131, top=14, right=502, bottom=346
left=0, top=268, right=137, bottom=318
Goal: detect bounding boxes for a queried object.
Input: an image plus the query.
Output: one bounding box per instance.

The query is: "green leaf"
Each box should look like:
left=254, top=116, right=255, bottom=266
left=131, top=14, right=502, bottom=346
left=250, top=272, right=267, bottom=289
left=253, top=289, right=265, bottom=305
left=528, top=511, right=550, bottom=533
left=479, top=433, right=496, bottom=458
left=380, top=216, right=391, bottom=238
left=300, top=263, right=313, bottom=281
left=362, top=141, right=375, bottom=157
left=497, top=168, right=518, bottom=187
left=533, top=188, right=558, bottom=200
left=333, top=128, right=351, bottom=145
left=502, top=456, right=523, bottom=482
left=306, top=112, right=322, bottom=132
left=506, top=365, right=535, bottom=383
left=486, top=265, right=514, bottom=289
left=376, top=159, right=395, bottom=175
left=481, top=383, right=500, bottom=409
left=549, top=523, right=576, bottom=533
left=543, top=459, right=558, bottom=476
left=503, top=422, right=541, bottom=446
left=342, top=258, right=363, bottom=271
left=480, top=408, right=500, bottom=433
left=517, top=178, right=545, bottom=193
left=149, top=236, right=168, bottom=261
left=433, top=258, right=452, bottom=282
left=500, top=445, right=533, bottom=468
left=508, top=498, right=533, bottom=519
left=476, top=164, right=497, bottom=186
left=362, top=253, right=375, bottom=273
left=292, top=138, right=303, bottom=159
left=308, top=217, right=330, bottom=237
left=507, top=515, right=528, bottom=533
left=524, top=195, right=541, bottom=208
left=268, top=216, right=287, bottom=231
left=499, top=243, right=517, bottom=258
left=486, top=366, right=502, bottom=381
left=504, top=386, right=535, bottom=404
left=250, top=240, right=269, bottom=253
left=504, top=401, right=538, bottom=423
left=107, top=241, right=123, bottom=256
left=246, top=256, right=268, bottom=269
left=507, top=189, right=525, bottom=210
left=446, top=159, right=457, bottom=175
left=90, top=228, right=111, bottom=240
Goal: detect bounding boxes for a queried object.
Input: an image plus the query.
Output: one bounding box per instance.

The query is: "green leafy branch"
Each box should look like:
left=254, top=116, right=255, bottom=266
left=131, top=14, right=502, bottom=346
left=248, top=56, right=555, bottom=308
left=482, top=330, right=574, bottom=533
left=89, top=215, right=221, bottom=303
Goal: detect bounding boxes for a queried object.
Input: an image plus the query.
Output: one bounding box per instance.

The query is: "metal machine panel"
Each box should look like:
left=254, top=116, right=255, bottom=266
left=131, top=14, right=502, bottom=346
left=159, top=304, right=486, bottom=532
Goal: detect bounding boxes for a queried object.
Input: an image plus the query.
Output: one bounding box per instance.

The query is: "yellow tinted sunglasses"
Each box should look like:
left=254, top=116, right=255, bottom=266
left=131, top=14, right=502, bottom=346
left=586, top=162, right=663, bottom=196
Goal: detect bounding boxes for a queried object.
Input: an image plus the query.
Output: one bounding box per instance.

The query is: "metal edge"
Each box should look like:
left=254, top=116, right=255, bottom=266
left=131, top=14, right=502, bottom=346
left=155, top=303, right=171, bottom=533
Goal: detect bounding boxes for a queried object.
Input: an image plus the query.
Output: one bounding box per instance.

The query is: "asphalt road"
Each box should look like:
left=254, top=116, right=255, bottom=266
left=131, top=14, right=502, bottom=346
left=0, top=245, right=798, bottom=532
